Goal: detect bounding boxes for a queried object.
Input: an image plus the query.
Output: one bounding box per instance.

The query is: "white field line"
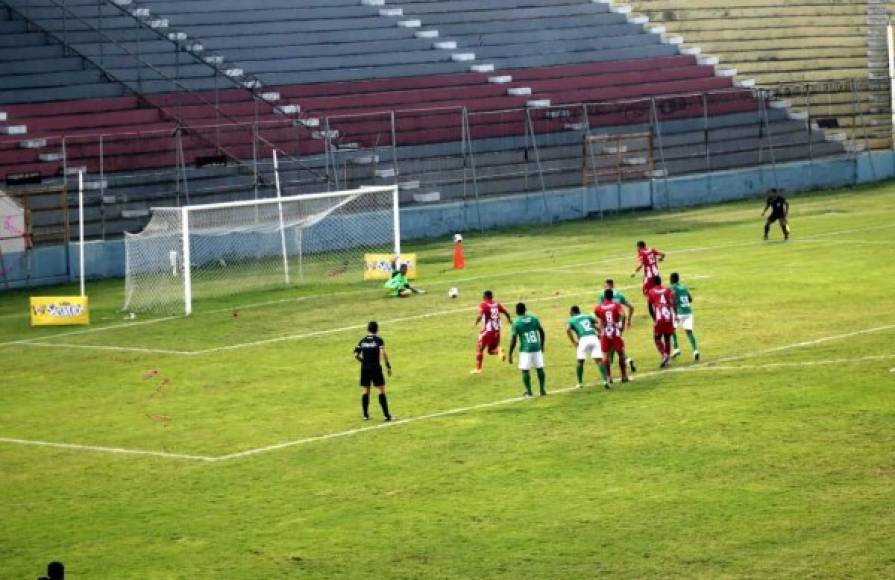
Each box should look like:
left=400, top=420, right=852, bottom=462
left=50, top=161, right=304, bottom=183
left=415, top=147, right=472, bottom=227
left=210, top=329, right=895, bottom=461
left=789, top=239, right=895, bottom=246
left=0, top=315, right=180, bottom=347
left=22, top=342, right=189, bottom=356
left=550, top=223, right=895, bottom=274
left=668, top=353, right=895, bottom=372
left=2, top=220, right=889, bottom=345
left=9, top=278, right=703, bottom=357
left=187, top=281, right=658, bottom=355
left=695, top=324, right=895, bottom=366
left=2, top=323, right=892, bottom=463
left=0, top=437, right=215, bottom=462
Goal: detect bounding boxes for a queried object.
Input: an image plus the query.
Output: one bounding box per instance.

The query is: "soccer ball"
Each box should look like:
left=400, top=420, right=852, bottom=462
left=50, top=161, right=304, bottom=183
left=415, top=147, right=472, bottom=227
left=448, top=287, right=460, bottom=299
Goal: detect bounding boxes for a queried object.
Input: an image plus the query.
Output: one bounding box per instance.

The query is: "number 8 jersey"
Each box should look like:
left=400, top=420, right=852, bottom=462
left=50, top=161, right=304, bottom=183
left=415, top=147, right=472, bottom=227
left=594, top=301, right=624, bottom=338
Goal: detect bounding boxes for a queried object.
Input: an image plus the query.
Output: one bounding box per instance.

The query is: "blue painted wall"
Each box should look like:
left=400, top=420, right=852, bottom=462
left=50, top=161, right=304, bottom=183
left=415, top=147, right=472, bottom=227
left=2, top=151, right=892, bottom=291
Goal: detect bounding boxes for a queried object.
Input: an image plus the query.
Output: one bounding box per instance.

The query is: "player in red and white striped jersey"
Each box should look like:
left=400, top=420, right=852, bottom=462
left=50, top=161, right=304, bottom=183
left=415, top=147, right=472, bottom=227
left=471, top=290, right=512, bottom=374
left=647, top=275, right=678, bottom=368
left=631, top=240, right=666, bottom=298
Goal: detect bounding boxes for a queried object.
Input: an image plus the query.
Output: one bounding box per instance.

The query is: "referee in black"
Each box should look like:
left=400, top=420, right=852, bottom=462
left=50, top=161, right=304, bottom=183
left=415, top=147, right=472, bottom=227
left=354, top=321, right=393, bottom=421
left=761, top=188, right=790, bottom=241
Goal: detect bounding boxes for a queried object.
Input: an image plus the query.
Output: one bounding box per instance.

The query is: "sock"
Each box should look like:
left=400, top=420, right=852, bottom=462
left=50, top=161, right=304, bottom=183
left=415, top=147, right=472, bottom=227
left=619, top=355, right=628, bottom=379
left=378, top=393, right=391, bottom=419
left=687, top=331, right=698, bottom=351
left=536, top=368, right=546, bottom=393
left=663, top=335, right=672, bottom=356
left=361, top=393, right=370, bottom=418
left=654, top=336, right=665, bottom=356
left=764, top=222, right=771, bottom=237
left=475, top=351, right=484, bottom=370
left=671, top=332, right=679, bottom=349
left=603, top=361, right=612, bottom=382
left=781, top=221, right=788, bottom=236
left=522, top=370, right=532, bottom=394
left=598, top=361, right=608, bottom=382
left=576, top=363, right=584, bottom=384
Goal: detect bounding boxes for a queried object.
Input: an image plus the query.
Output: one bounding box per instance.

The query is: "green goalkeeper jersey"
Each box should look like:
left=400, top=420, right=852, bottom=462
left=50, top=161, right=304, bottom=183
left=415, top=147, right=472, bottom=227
left=512, top=315, right=543, bottom=353
left=384, top=270, right=408, bottom=296
left=567, top=314, right=597, bottom=338
left=670, top=282, right=693, bottom=315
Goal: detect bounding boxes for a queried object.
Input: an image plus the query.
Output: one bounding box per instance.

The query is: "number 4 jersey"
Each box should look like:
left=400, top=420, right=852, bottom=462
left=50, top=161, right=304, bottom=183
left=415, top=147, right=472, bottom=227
left=647, top=285, right=676, bottom=334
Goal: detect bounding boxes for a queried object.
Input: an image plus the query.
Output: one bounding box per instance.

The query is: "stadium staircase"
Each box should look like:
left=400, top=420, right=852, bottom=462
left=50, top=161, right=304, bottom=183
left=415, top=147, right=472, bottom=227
left=620, top=0, right=893, bottom=150
left=0, top=0, right=851, bottom=242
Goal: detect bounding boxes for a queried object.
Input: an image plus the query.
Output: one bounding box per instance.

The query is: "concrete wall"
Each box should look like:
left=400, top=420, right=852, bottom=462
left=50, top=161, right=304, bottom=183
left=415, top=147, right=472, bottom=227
left=2, top=150, right=892, bottom=291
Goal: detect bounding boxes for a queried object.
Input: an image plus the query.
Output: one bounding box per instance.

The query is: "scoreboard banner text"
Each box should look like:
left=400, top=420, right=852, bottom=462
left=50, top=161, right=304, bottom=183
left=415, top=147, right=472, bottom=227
left=363, top=254, right=417, bottom=280
left=29, top=296, right=90, bottom=326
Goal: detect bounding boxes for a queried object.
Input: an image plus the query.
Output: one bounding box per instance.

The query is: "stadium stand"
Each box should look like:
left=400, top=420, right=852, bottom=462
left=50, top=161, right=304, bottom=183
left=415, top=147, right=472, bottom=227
left=622, top=0, right=893, bottom=149
left=0, top=0, right=849, bottom=243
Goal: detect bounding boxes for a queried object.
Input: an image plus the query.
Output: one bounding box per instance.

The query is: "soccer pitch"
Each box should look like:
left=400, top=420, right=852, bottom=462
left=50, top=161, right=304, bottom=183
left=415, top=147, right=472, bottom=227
left=2, top=184, right=894, bottom=578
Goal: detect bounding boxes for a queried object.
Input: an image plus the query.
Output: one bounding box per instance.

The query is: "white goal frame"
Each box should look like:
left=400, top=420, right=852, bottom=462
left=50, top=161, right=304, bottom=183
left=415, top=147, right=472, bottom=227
left=125, top=184, right=400, bottom=316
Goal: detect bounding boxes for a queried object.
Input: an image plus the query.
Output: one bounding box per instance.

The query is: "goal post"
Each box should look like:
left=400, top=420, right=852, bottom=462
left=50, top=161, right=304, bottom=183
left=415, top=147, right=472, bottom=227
left=124, top=185, right=400, bottom=315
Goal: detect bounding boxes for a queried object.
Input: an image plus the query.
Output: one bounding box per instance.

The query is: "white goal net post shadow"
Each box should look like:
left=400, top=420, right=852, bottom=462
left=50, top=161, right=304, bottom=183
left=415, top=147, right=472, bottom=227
left=124, top=184, right=400, bottom=316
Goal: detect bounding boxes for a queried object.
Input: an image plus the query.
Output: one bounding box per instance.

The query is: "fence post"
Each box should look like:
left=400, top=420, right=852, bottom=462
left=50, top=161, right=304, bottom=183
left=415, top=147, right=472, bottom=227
left=389, top=110, right=399, bottom=188
left=806, top=83, right=813, bottom=163
left=62, top=0, right=67, bottom=55
left=524, top=107, right=551, bottom=224
left=649, top=98, right=671, bottom=209
left=758, top=91, right=779, bottom=190
left=99, top=135, right=105, bottom=239
left=579, top=103, right=594, bottom=219
left=97, top=0, right=103, bottom=67
left=462, top=107, right=483, bottom=232
left=324, top=117, right=336, bottom=190
left=252, top=121, right=259, bottom=199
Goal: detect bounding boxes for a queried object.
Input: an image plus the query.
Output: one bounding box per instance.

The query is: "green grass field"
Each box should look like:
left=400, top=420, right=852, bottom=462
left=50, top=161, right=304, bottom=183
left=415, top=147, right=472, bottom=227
left=2, top=184, right=894, bottom=578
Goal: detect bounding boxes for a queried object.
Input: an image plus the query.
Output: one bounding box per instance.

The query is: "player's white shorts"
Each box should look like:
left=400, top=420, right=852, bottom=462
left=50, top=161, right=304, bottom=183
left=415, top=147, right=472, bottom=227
left=518, top=351, right=545, bottom=371
left=676, top=313, right=694, bottom=331
left=576, top=335, right=603, bottom=360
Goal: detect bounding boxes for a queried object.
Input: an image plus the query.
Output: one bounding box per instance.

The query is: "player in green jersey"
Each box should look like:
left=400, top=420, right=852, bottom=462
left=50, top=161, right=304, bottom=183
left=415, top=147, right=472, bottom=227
left=603, top=279, right=637, bottom=373
left=669, top=272, right=699, bottom=361
left=384, top=257, right=425, bottom=298
left=508, top=302, right=546, bottom=397
left=566, top=305, right=608, bottom=387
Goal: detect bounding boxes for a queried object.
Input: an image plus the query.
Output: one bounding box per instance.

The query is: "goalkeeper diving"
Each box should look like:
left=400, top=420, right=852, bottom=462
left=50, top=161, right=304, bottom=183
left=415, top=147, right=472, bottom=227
left=384, top=256, right=426, bottom=298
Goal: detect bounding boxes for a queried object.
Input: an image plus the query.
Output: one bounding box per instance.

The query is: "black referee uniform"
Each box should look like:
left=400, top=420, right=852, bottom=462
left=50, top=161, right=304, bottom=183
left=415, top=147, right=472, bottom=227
left=354, top=323, right=392, bottom=421
left=762, top=189, right=790, bottom=240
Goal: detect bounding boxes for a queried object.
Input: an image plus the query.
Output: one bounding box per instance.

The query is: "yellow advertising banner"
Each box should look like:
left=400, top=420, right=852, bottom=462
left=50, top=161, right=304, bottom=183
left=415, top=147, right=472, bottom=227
left=29, top=296, right=90, bottom=326
left=364, top=253, right=417, bottom=281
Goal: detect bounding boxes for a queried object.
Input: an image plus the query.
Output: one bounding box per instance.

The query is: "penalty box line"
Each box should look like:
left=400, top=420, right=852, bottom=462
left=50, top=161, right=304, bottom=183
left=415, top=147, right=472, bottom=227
left=10, top=278, right=709, bottom=357
left=212, top=324, right=895, bottom=461
left=4, top=323, right=889, bottom=463
left=2, top=220, right=890, bottom=353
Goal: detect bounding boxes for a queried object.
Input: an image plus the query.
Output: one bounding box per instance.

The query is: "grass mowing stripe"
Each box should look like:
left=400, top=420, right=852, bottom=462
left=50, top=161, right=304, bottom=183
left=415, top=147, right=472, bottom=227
left=213, top=333, right=895, bottom=461
left=2, top=220, right=887, bottom=347
left=4, top=322, right=888, bottom=463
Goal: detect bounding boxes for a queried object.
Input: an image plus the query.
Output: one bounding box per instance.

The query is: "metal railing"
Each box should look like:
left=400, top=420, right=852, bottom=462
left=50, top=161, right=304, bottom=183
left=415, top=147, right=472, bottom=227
left=0, top=81, right=879, bottom=244
left=4, top=0, right=325, bottom=183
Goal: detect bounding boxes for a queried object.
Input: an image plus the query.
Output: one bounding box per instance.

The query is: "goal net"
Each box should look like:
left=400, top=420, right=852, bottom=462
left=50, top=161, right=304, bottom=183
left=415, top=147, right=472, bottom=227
left=123, top=185, right=399, bottom=315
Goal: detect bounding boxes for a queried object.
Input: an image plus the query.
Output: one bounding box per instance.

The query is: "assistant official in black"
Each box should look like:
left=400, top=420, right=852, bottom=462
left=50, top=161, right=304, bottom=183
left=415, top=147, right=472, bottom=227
left=761, top=188, right=790, bottom=241
left=354, top=321, right=393, bottom=421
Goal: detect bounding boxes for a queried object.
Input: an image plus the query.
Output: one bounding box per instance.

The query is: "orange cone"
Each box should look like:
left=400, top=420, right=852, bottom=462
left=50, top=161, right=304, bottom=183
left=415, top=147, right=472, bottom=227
left=453, top=238, right=465, bottom=270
